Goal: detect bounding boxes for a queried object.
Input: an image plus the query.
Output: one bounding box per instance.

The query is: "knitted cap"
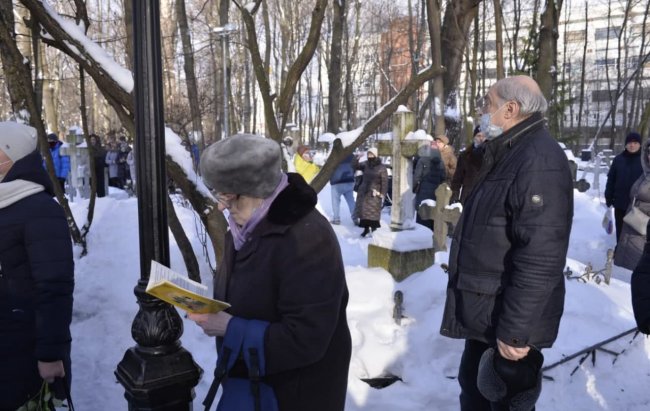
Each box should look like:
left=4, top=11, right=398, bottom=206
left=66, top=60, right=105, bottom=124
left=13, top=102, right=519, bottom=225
left=367, top=147, right=378, bottom=157
left=200, top=134, right=282, bottom=198
left=0, top=122, right=38, bottom=162
left=626, top=132, right=642, bottom=145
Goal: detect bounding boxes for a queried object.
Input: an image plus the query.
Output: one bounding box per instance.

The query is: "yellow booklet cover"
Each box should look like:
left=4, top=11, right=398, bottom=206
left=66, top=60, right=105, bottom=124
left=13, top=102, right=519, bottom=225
left=146, top=260, right=230, bottom=314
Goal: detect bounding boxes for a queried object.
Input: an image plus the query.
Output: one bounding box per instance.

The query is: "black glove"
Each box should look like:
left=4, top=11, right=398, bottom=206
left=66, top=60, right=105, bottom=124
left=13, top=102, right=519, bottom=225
left=605, top=199, right=613, bottom=208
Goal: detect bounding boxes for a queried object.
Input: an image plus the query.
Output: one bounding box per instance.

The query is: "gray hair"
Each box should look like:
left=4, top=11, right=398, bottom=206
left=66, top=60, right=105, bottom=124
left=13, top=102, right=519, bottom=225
left=492, top=76, right=548, bottom=115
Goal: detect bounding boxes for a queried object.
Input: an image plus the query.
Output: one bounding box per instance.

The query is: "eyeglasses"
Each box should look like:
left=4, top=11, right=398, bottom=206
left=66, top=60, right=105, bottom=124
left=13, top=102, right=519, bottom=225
left=214, top=193, right=238, bottom=210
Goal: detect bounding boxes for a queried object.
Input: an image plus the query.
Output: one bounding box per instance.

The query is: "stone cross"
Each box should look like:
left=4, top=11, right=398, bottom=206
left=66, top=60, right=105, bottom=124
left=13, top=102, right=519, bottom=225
left=62, top=131, right=91, bottom=200
left=592, top=154, right=602, bottom=192
left=417, top=183, right=461, bottom=251
left=377, top=107, right=427, bottom=231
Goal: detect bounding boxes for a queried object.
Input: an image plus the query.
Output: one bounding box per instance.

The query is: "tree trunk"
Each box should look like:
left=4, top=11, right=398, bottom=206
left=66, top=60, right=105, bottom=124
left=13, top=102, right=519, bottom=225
left=167, top=196, right=201, bottom=282
left=176, top=0, right=205, bottom=148
left=537, top=0, right=562, bottom=137
left=328, top=0, right=345, bottom=133
left=493, top=0, right=505, bottom=80
left=577, top=1, right=588, bottom=142
left=79, top=66, right=96, bottom=257
left=426, top=0, right=445, bottom=137
left=0, top=0, right=83, bottom=246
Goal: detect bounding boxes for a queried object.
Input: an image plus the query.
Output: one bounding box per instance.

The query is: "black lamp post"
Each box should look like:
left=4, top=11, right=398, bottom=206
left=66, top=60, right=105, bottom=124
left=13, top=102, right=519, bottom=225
left=115, top=1, right=202, bottom=409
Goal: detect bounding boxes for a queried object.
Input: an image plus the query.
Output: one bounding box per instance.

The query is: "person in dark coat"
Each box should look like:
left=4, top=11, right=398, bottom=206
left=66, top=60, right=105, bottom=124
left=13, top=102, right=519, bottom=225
left=116, top=141, right=130, bottom=188
left=329, top=153, right=356, bottom=224
left=413, top=141, right=446, bottom=229
left=450, top=127, right=486, bottom=205
left=605, top=131, right=643, bottom=244
left=353, top=147, right=388, bottom=237
left=89, top=134, right=107, bottom=197
left=47, top=132, right=71, bottom=192
left=632, top=223, right=650, bottom=334
left=0, top=122, right=74, bottom=410
left=440, top=76, right=573, bottom=411
left=614, top=140, right=650, bottom=270
left=189, top=134, right=351, bottom=411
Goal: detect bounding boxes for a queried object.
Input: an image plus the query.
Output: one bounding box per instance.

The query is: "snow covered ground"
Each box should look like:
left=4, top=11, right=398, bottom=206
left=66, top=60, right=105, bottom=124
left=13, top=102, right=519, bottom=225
left=66, top=173, right=650, bottom=410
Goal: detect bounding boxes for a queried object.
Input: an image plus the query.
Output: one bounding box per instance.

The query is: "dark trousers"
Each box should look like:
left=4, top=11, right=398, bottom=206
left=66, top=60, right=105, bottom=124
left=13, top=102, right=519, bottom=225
left=458, top=339, right=536, bottom=411
left=615, top=207, right=626, bottom=244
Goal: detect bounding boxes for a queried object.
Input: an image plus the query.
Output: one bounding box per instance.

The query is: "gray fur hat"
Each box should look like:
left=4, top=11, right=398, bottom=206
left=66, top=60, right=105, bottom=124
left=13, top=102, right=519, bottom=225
left=477, top=347, right=543, bottom=411
left=200, top=133, right=282, bottom=198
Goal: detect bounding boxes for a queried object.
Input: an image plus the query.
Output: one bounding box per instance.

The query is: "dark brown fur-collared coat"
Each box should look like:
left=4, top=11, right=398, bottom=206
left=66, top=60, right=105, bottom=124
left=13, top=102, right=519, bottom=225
left=214, top=173, right=351, bottom=411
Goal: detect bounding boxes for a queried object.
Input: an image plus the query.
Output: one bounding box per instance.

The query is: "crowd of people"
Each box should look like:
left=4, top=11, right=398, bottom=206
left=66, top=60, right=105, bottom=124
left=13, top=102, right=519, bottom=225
left=4, top=74, right=650, bottom=411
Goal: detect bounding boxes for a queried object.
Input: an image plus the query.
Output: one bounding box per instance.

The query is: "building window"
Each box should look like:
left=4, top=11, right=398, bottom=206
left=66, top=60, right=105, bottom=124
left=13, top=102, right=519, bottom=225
left=478, top=68, right=498, bottom=79
left=595, top=27, right=621, bottom=40
left=592, top=89, right=614, bottom=102
left=594, top=57, right=616, bottom=67
left=484, top=40, right=496, bottom=51
left=566, top=30, right=586, bottom=43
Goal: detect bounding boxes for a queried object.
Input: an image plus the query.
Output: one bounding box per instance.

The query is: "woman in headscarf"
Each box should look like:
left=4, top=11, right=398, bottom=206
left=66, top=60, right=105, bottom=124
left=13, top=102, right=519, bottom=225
left=189, top=134, right=351, bottom=411
left=614, top=138, right=650, bottom=270
left=353, top=147, right=388, bottom=237
left=293, top=145, right=320, bottom=183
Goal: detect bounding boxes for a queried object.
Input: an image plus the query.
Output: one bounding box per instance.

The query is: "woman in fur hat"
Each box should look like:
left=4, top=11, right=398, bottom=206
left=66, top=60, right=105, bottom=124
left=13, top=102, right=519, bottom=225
left=353, top=147, right=388, bottom=237
left=189, top=134, right=351, bottom=411
left=0, top=122, right=74, bottom=410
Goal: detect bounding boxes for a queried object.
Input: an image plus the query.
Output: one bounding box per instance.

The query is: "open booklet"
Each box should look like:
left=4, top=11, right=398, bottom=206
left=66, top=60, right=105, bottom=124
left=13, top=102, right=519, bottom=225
left=146, top=260, right=230, bottom=314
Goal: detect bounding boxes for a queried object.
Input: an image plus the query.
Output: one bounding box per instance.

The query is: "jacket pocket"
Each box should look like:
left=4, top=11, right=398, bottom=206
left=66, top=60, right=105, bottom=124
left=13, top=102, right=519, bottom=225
left=454, top=274, right=502, bottom=334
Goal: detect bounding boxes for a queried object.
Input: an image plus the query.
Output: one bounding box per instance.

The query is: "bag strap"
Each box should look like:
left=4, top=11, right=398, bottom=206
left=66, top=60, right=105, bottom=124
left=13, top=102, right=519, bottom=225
left=242, top=320, right=271, bottom=411
left=52, top=378, right=75, bottom=411
left=203, top=319, right=246, bottom=411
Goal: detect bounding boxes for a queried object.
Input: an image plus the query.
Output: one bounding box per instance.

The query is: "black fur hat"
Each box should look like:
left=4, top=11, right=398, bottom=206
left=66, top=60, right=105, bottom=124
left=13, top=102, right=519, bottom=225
left=200, top=133, right=282, bottom=198
left=477, top=347, right=544, bottom=411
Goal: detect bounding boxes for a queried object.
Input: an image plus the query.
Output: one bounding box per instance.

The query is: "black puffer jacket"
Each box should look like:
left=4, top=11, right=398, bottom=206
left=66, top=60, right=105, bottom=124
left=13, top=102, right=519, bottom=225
left=0, top=151, right=74, bottom=409
left=440, top=114, right=573, bottom=349
left=413, top=145, right=446, bottom=208
left=214, top=173, right=351, bottom=411
left=605, top=149, right=643, bottom=211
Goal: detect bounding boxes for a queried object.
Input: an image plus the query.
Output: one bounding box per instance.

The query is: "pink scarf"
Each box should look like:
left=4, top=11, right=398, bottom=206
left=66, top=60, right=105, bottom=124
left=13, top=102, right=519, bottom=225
left=229, top=173, right=289, bottom=250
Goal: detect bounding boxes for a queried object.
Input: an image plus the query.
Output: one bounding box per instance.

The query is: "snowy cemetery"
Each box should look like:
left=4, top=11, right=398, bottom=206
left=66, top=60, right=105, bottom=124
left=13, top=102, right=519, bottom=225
left=5, top=1, right=650, bottom=410
left=58, top=124, right=650, bottom=411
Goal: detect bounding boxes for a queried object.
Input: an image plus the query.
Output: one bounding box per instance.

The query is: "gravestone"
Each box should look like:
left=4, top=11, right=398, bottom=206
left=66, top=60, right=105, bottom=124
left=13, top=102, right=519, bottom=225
left=367, top=107, right=435, bottom=282
left=61, top=129, right=90, bottom=201
left=417, top=183, right=461, bottom=251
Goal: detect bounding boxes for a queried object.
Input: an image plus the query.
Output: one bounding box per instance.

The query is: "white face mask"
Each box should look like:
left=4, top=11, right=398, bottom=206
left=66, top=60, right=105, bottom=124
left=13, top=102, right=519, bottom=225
left=480, top=103, right=508, bottom=139
left=0, top=159, right=12, bottom=182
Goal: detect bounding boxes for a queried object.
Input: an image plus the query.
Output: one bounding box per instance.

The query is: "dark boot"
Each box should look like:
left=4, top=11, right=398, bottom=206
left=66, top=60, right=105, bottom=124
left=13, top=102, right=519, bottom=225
left=361, top=227, right=370, bottom=237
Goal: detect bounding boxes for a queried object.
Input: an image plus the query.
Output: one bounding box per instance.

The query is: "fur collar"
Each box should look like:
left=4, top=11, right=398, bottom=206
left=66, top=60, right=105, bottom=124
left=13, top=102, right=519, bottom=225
left=267, top=173, right=317, bottom=226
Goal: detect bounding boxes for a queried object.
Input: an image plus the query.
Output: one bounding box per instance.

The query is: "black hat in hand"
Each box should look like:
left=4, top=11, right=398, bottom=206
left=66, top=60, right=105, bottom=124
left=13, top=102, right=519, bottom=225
left=477, top=346, right=544, bottom=411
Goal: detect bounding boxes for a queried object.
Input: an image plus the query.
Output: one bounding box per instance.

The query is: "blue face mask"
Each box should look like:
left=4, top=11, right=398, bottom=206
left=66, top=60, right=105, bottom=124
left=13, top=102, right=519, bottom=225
left=480, top=103, right=508, bottom=139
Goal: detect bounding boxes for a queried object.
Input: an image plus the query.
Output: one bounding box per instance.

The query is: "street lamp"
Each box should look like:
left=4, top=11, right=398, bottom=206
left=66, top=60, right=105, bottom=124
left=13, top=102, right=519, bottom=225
left=214, top=24, right=237, bottom=139
left=115, top=2, right=201, bottom=409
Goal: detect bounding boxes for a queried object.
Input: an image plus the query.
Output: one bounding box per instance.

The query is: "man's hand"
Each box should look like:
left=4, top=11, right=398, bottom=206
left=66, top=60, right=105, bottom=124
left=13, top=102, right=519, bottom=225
left=188, top=311, right=233, bottom=337
left=497, top=339, right=530, bottom=361
left=38, top=360, right=65, bottom=383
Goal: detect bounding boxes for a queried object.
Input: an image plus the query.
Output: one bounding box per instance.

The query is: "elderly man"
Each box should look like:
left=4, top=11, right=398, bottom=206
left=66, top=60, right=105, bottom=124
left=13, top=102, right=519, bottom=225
left=440, top=76, right=573, bottom=411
